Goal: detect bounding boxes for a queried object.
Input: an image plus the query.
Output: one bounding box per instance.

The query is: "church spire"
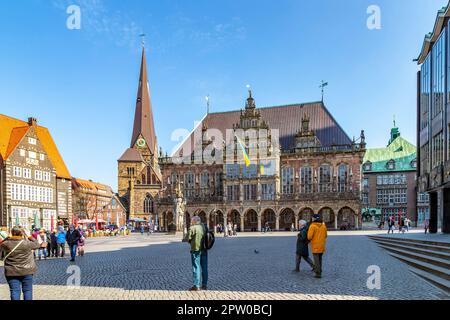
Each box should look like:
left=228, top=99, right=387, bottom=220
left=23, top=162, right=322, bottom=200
left=130, top=46, right=157, bottom=154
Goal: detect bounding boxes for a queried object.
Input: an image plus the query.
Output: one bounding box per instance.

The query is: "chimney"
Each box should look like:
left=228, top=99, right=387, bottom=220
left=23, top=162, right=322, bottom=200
left=28, top=117, right=37, bottom=126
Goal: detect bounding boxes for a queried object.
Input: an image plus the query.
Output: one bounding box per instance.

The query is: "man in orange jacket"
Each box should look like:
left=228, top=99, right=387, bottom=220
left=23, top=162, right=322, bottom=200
left=307, top=214, right=328, bottom=278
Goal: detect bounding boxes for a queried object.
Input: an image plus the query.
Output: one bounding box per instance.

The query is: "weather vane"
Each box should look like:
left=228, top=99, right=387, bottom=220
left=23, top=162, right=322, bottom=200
left=205, top=95, right=210, bottom=114
left=319, top=80, right=328, bottom=102
left=139, top=33, right=146, bottom=47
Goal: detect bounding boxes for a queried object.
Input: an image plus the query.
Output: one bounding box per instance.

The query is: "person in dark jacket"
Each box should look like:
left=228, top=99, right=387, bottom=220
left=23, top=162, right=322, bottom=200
left=0, top=226, right=42, bottom=300
left=50, top=231, right=58, bottom=257
left=66, top=225, right=81, bottom=262
left=294, top=220, right=315, bottom=272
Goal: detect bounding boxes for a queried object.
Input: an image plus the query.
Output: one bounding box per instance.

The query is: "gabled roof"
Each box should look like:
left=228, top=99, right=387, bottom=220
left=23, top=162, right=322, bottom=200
left=173, top=101, right=353, bottom=157
left=118, top=148, right=144, bottom=162
left=0, top=114, right=71, bottom=179
left=417, top=2, right=450, bottom=64
left=72, top=177, right=114, bottom=194
left=363, top=136, right=417, bottom=173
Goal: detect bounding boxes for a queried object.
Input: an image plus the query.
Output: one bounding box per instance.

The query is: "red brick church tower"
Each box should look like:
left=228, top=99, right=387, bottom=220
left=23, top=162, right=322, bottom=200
left=118, top=46, right=162, bottom=224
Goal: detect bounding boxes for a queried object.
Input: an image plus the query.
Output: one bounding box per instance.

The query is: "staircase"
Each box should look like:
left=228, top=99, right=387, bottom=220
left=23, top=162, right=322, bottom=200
left=369, top=235, right=450, bottom=295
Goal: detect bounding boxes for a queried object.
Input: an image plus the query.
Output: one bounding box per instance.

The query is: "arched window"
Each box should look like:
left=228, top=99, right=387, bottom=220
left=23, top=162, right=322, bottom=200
left=338, top=164, right=348, bottom=192
left=319, top=165, right=331, bottom=193
left=144, top=194, right=153, bottom=214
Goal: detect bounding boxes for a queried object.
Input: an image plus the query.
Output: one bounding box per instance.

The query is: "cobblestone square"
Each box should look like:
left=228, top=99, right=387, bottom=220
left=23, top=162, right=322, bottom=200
left=0, top=231, right=446, bottom=300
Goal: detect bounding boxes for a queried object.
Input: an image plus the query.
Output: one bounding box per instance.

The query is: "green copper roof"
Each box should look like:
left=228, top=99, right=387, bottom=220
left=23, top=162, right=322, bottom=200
left=363, top=136, right=417, bottom=173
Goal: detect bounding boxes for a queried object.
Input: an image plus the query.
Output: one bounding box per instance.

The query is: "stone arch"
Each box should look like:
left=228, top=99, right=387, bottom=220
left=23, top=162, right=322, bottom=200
left=209, top=210, right=224, bottom=231
left=338, top=207, right=357, bottom=230
left=262, top=208, right=276, bottom=231
left=299, top=207, right=314, bottom=223
left=279, top=208, right=295, bottom=231
left=198, top=211, right=207, bottom=224
left=227, top=209, right=241, bottom=229
left=244, top=209, right=258, bottom=232
left=318, top=207, right=335, bottom=229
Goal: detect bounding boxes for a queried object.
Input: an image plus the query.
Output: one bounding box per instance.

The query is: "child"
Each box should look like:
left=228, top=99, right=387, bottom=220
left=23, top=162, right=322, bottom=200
left=78, top=235, right=85, bottom=256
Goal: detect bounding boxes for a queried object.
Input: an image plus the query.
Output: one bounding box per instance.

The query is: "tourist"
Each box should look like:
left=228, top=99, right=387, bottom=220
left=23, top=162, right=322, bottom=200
left=294, top=220, right=315, bottom=272
left=0, top=226, right=42, bottom=300
left=45, top=229, right=51, bottom=258
left=227, top=222, right=233, bottom=236
left=387, top=216, right=395, bottom=234
left=50, top=230, right=58, bottom=257
left=78, top=233, right=85, bottom=257
left=56, top=226, right=66, bottom=257
left=307, top=214, right=328, bottom=279
left=187, top=216, right=208, bottom=291
left=140, top=224, right=145, bottom=235
left=399, top=217, right=405, bottom=234
left=233, top=224, right=238, bottom=236
left=404, top=218, right=410, bottom=232
left=37, top=229, right=48, bottom=261
left=424, top=219, right=430, bottom=234
left=66, top=225, right=82, bottom=262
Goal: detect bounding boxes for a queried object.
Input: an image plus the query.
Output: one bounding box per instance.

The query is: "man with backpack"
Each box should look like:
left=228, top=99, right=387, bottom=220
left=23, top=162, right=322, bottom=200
left=188, top=216, right=214, bottom=291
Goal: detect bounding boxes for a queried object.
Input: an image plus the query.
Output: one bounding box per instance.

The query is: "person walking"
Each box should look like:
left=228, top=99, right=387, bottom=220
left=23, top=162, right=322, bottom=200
left=56, top=226, right=66, bottom=258
left=307, top=214, right=328, bottom=279
left=387, top=216, right=395, bottom=234
left=0, top=226, right=42, bottom=300
left=294, top=220, right=315, bottom=272
left=66, top=225, right=81, bottom=262
left=424, top=219, right=430, bottom=234
left=188, top=216, right=208, bottom=291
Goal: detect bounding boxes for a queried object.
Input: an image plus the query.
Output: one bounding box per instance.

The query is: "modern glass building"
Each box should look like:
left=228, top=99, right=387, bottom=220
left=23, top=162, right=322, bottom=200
left=416, top=1, right=450, bottom=234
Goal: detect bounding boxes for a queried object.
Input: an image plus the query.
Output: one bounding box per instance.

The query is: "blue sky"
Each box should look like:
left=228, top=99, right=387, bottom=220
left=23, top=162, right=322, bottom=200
left=0, top=0, right=445, bottom=189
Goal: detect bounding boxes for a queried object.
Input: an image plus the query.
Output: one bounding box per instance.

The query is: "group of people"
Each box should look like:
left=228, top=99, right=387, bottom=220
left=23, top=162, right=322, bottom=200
left=295, top=214, right=328, bottom=279
left=214, top=223, right=238, bottom=237
left=0, top=224, right=86, bottom=300
left=185, top=213, right=329, bottom=292
left=384, top=216, right=412, bottom=234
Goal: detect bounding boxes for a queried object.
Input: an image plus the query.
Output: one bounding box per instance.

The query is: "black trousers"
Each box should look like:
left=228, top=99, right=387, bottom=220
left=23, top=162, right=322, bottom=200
left=313, top=253, right=323, bottom=276
left=295, top=254, right=314, bottom=271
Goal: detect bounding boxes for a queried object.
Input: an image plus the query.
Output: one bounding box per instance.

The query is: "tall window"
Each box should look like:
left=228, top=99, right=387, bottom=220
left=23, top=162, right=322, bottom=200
left=421, top=54, right=431, bottom=130
left=300, top=167, right=312, bottom=193
left=227, top=185, right=240, bottom=201
left=338, top=164, right=348, bottom=192
left=432, top=32, right=445, bottom=119
left=200, top=172, right=210, bottom=197
left=432, top=132, right=444, bottom=168
left=319, top=165, right=331, bottom=193
left=261, top=183, right=275, bottom=200
left=184, top=172, right=195, bottom=198
left=144, top=195, right=153, bottom=214
left=282, top=167, right=294, bottom=194
left=244, top=184, right=257, bottom=200
left=214, top=172, right=223, bottom=197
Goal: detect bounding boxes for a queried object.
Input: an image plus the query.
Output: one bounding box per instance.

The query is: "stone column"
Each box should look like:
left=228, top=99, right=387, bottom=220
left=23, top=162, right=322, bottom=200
left=275, top=214, right=280, bottom=231
left=240, top=214, right=245, bottom=232
left=294, top=212, right=299, bottom=230
left=206, top=214, right=210, bottom=229
left=224, top=213, right=228, bottom=237
left=334, top=214, right=338, bottom=230
left=429, top=192, right=438, bottom=234
left=257, top=212, right=262, bottom=232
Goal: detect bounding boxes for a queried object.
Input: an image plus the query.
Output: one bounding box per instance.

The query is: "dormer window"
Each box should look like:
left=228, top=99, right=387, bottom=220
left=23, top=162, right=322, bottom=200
left=387, top=160, right=396, bottom=170
left=363, top=162, right=372, bottom=171
left=411, top=159, right=417, bottom=169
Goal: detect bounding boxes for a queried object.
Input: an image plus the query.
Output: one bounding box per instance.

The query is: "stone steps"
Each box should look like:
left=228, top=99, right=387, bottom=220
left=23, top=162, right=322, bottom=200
left=369, top=235, right=450, bottom=296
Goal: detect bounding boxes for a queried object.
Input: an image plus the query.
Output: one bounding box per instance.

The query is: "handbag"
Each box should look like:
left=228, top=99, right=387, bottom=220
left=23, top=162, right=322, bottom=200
left=1, top=240, right=24, bottom=262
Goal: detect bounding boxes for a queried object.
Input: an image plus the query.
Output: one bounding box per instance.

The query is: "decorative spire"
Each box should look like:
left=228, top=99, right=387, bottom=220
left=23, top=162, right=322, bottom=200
left=245, top=85, right=256, bottom=109
left=130, top=46, right=157, bottom=154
